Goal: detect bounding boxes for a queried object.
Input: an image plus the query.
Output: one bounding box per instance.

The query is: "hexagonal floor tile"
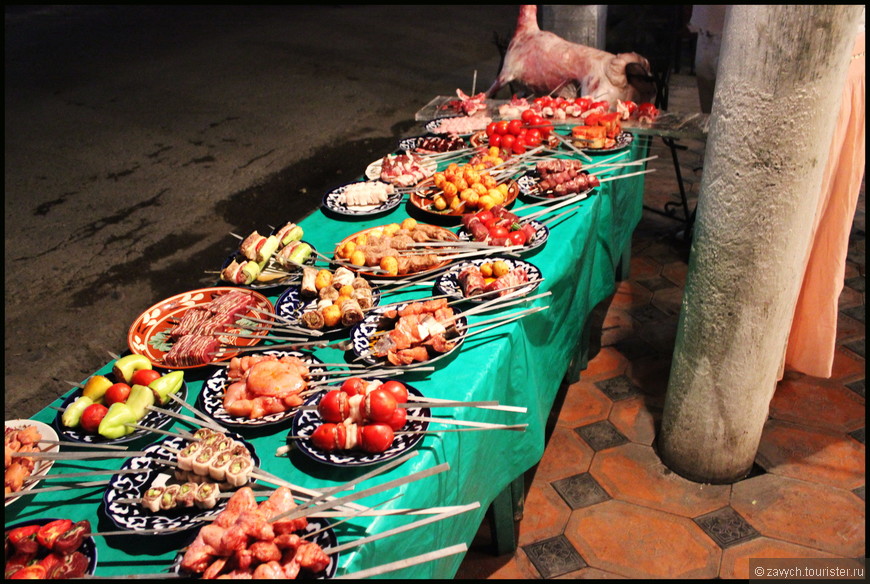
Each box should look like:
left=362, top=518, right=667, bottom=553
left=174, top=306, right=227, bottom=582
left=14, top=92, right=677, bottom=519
left=516, top=482, right=573, bottom=546
left=582, top=346, right=628, bottom=379
left=533, top=425, right=594, bottom=483
left=731, top=473, right=866, bottom=558
left=608, top=396, right=660, bottom=446
left=756, top=419, right=866, bottom=490
left=610, top=280, right=653, bottom=311
left=565, top=499, right=720, bottom=579
left=719, top=536, right=846, bottom=579
left=769, top=378, right=865, bottom=432
left=590, top=443, right=731, bottom=517
left=554, top=380, right=612, bottom=429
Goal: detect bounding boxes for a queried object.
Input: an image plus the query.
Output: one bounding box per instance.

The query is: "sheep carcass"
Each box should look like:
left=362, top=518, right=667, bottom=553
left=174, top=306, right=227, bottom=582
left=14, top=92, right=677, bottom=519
left=487, top=5, right=656, bottom=105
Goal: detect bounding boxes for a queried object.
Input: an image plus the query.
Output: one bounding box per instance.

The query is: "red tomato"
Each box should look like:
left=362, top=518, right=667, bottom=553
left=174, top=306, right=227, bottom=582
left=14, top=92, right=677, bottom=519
left=507, top=119, right=524, bottom=136
left=475, top=209, right=495, bottom=226
left=104, top=383, right=132, bottom=406
left=488, top=133, right=502, bottom=148
left=340, top=377, right=367, bottom=396
left=509, top=230, right=528, bottom=246
left=130, top=369, right=161, bottom=387
left=511, top=142, right=526, bottom=155
left=10, top=565, right=47, bottom=579
left=535, top=96, right=552, bottom=108
left=524, top=130, right=543, bottom=148
left=485, top=121, right=499, bottom=137
left=520, top=109, right=537, bottom=124
left=529, top=114, right=545, bottom=128
left=495, top=120, right=510, bottom=135
left=379, top=380, right=409, bottom=403
left=500, top=134, right=516, bottom=150
left=574, top=97, right=592, bottom=110
left=538, top=121, right=554, bottom=137
left=80, top=403, right=109, bottom=434
left=489, top=225, right=510, bottom=239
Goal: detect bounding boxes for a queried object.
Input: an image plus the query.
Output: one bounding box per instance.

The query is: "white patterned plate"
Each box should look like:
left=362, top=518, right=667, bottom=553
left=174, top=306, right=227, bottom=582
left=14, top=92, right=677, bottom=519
left=434, top=257, right=542, bottom=303
left=579, top=131, right=634, bottom=154
left=4, top=419, right=58, bottom=507
left=322, top=181, right=403, bottom=217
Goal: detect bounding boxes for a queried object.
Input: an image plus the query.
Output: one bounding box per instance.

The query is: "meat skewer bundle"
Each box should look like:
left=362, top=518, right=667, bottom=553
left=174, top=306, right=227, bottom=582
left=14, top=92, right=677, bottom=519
left=460, top=204, right=539, bottom=248
left=296, top=266, right=375, bottom=331
left=179, top=486, right=332, bottom=579
left=334, top=180, right=396, bottom=209
left=533, top=158, right=600, bottom=197
left=220, top=222, right=310, bottom=286
left=457, top=260, right=531, bottom=299
left=221, top=354, right=313, bottom=420
left=407, top=134, right=467, bottom=154
left=163, top=290, right=264, bottom=367
left=369, top=298, right=463, bottom=366
left=377, top=152, right=436, bottom=187
left=5, top=425, right=46, bottom=496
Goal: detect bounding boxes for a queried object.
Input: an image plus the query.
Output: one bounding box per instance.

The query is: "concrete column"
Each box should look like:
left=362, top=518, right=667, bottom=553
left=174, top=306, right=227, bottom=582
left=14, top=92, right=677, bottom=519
left=539, top=5, right=607, bottom=49
left=658, top=5, right=862, bottom=484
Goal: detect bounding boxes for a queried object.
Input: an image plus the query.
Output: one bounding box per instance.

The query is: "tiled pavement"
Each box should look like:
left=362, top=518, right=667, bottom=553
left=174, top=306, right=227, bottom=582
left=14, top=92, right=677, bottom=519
left=455, top=74, right=866, bottom=579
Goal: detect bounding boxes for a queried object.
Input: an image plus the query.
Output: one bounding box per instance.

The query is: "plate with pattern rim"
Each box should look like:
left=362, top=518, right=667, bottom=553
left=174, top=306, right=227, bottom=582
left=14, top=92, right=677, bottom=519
left=291, top=382, right=431, bottom=467
left=408, top=178, right=520, bottom=223
left=516, top=170, right=595, bottom=201
left=397, top=134, right=468, bottom=154
left=274, top=283, right=382, bottom=335
left=456, top=219, right=549, bottom=255
left=349, top=301, right=467, bottom=368
left=433, top=257, right=543, bottom=303
left=424, top=115, right=492, bottom=136
left=127, top=287, right=274, bottom=369
left=576, top=130, right=634, bottom=154
left=322, top=180, right=404, bottom=217
left=5, top=517, right=98, bottom=576
left=198, top=350, right=326, bottom=429
left=364, top=153, right=438, bottom=186
left=218, top=241, right=318, bottom=290
left=5, top=419, right=59, bottom=507
left=52, top=381, right=188, bottom=445
left=103, top=432, right=259, bottom=533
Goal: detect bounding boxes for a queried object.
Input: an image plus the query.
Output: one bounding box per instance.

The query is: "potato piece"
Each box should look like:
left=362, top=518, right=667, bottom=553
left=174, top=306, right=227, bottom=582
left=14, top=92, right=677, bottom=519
left=350, top=250, right=366, bottom=266
left=322, top=305, right=342, bottom=327
left=493, top=260, right=510, bottom=278
left=380, top=256, right=399, bottom=276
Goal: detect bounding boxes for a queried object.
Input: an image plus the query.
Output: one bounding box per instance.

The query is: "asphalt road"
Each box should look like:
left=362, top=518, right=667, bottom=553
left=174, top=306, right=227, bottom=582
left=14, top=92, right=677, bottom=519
left=4, top=5, right=520, bottom=419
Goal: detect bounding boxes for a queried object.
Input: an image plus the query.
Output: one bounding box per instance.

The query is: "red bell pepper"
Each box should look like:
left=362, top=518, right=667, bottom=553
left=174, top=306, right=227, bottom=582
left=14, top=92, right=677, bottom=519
left=36, top=519, right=73, bottom=551
left=7, top=524, right=41, bottom=555
left=4, top=553, right=36, bottom=579
left=48, top=550, right=90, bottom=579
left=10, top=565, right=47, bottom=579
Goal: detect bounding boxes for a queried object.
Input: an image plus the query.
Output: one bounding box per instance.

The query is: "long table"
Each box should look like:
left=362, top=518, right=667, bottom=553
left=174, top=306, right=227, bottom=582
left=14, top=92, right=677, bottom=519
left=6, top=133, right=649, bottom=579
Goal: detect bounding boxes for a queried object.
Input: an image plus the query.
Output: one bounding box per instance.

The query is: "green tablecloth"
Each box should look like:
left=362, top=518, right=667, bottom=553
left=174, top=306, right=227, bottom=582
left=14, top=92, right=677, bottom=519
left=7, top=136, right=648, bottom=579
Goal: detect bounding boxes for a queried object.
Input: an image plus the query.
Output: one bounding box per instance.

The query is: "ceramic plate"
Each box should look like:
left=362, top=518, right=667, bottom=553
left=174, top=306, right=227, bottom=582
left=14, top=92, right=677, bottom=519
left=127, top=287, right=274, bottom=369
left=322, top=181, right=404, bottom=217
left=350, top=301, right=467, bottom=368
left=4, top=419, right=59, bottom=506
left=425, top=116, right=491, bottom=136
left=433, top=257, right=542, bottom=303
left=218, top=241, right=317, bottom=290
left=5, top=517, right=98, bottom=576
left=516, top=171, right=594, bottom=201
left=397, top=134, right=467, bottom=154
left=456, top=219, right=549, bottom=255
left=291, top=383, right=430, bottom=467
left=198, top=350, right=326, bottom=429
left=333, top=223, right=459, bottom=279
left=274, top=284, right=381, bottom=334
left=365, top=154, right=437, bottom=185
left=53, top=382, right=188, bottom=445
left=578, top=131, right=634, bottom=154
left=103, top=432, right=259, bottom=533
left=171, top=516, right=337, bottom=579
left=409, top=178, right=520, bottom=223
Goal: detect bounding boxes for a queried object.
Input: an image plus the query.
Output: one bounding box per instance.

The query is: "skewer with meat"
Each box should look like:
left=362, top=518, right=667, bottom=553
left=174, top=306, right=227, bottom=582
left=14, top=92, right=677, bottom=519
left=371, top=299, right=462, bottom=366
left=5, top=425, right=43, bottom=495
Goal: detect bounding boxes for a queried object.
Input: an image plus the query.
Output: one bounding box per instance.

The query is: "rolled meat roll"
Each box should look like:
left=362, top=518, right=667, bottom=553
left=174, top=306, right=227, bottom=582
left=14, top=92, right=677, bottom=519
left=332, top=266, right=355, bottom=288
left=177, top=441, right=203, bottom=472
left=351, top=277, right=371, bottom=290
left=160, top=484, right=181, bottom=510
left=195, top=482, right=220, bottom=509
left=300, top=267, right=319, bottom=297
left=458, top=266, right=486, bottom=297
left=352, top=287, right=374, bottom=310
left=301, top=310, right=326, bottom=330
left=177, top=482, right=197, bottom=508
left=209, top=451, right=234, bottom=482
left=143, top=486, right=164, bottom=512
left=319, top=286, right=340, bottom=302
left=225, top=455, right=253, bottom=487
left=340, top=298, right=365, bottom=328
left=192, top=446, right=216, bottom=476
left=239, top=231, right=267, bottom=262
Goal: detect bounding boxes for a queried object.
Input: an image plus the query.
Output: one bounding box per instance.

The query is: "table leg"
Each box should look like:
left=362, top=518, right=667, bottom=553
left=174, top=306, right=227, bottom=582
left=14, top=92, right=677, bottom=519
left=617, top=237, right=631, bottom=281
left=489, top=474, right=525, bottom=555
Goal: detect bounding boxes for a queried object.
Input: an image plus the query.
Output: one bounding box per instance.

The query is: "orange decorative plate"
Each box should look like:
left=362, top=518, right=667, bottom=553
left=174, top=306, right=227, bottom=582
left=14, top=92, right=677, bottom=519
left=409, top=178, right=520, bottom=222
left=127, top=287, right=274, bottom=369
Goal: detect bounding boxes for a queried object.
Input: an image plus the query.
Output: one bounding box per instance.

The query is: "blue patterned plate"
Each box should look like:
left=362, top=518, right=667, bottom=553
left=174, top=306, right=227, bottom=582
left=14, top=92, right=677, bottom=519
left=434, top=257, right=542, bottom=303
left=274, top=284, right=381, bottom=334
left=322, top=180, right=403, bottom=217
left=456, top=219, right=549, bottom=255
left=5, top=517, right=98, bottom=576
left=291, top=383, right=430, bottom=467
left=198, top=350, right=325, bottom=429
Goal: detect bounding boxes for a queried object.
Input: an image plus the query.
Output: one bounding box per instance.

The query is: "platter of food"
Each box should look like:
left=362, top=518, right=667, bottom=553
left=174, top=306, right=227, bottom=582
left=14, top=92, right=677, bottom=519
left=103, top=429, right=260, bottom=533
left=350, top=298, right=467, bottom=368
left=274, top=266, right=380, bottom=333
left=218, top=222, right=315, bottom=289
left=398, top=133, right=467, bottom=154
left=333, top=220, right=459, bottom=278
left=516, top=159, right=598, bottom=200
left=409, top=174, right=520, bottom=221
left=5, top=517, right=98, bottom=579
left=365, top=152, right=437, bottom=187
left=53, top=375, right=188, bottom=445
left=291, top=378, right=431, bottom=467
left=425, top=114, right=492, bottom=137
left=198, top=350, right=326, bottom=429
left=457, top=207, right=550, bottom=255
left=5, top=420, right=58, bottom=506
left=127, top=287, right=274, bottom=369
left=572, top=129, right=634, bottom=154
left=321, top=180, right=404, bottom=217
left=434, top=257, right=542, bottom=303
left=172, top=486, right=338, bottom=579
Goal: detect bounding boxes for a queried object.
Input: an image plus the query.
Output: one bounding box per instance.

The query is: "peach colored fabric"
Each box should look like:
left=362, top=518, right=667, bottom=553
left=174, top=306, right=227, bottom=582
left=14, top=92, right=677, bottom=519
left=784, top=32, right=865, bottom=378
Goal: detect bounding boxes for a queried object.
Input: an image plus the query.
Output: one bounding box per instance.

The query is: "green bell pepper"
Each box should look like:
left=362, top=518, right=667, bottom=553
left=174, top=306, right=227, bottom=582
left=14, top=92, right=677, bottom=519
left=97, top=402, right=138, bottom=439
left=61, top=396, right=93, bottom=428
left=148, top=370, right=185, bottom=406
left=126, top=383, right=155, bottom=420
